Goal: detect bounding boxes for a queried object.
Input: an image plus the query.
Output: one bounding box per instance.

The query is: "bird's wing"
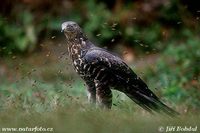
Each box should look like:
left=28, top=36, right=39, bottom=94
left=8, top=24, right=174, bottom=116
left=84, top=47, right=158, bottom=98
left=84, top=47, right=178, bottom=116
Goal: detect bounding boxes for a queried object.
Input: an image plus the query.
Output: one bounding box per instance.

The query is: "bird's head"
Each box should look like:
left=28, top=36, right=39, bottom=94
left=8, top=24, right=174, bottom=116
left=61, top=21, right=85, bottom=40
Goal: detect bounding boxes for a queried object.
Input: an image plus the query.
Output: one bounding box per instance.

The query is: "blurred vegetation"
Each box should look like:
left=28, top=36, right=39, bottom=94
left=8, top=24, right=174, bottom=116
left=0, top=0, right=200, bottom=131
left=1, top=0, right=199, bottom=53
left=144, top=34, right=200, bottom=110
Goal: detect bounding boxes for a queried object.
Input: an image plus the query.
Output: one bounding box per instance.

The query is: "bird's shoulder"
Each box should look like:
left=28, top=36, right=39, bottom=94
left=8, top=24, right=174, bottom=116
left=84, top=46, right=135, bottom=75
left=84, top=47, right=124, bottom=65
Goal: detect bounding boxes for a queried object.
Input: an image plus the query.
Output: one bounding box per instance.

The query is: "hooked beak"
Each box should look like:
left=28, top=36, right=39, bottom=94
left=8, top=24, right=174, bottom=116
left=61, top=27, right=65, bottom=32
left=61, top=23, right=67, bottom=32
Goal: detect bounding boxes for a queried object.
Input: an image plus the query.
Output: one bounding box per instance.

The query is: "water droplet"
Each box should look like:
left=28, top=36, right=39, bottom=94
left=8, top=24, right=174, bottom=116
left=103, top=22, right=108, bottom=25
left=27, top=72, right=31, bottom=75
left=152, top=48, right=156, bottom=51
left=12, top=56, right=16, bottom=59
left=134, top=40, right=140, bottom=43
left=51, top=36, right=56, bottom=39
left=139, top=43, right=144, bottom=47
left=40, top=43, right=45, bottom=47
left=19, top=63, right=23, bottom=66
left=58, top=56, right=63, bottom=59
left=32, top=69, right=36, bottom=72
left=111, top=39, right=115, bottom=42
left=58, top=70, right=62, bottom=74
left=96, top=34, right=101, bottom=37
left=46, top=51, right=51, bottom=57
left=111, top=22, right=118, bottom=27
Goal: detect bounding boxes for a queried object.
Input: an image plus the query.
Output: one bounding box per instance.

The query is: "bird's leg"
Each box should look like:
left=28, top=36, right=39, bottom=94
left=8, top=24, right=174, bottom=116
left=86, top=81, right=96, bottom=104
left=94, top=80, right=112, bottom=109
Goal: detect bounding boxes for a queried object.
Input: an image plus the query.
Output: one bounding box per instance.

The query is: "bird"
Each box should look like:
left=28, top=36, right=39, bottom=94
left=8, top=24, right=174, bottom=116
left=61, top=21, right=179, bottom=116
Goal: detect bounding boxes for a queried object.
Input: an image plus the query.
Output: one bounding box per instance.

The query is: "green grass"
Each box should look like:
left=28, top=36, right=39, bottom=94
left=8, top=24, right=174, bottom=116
left=0, top=71, right=199, bottom=133
left=0, top=105, right=199, bottom=133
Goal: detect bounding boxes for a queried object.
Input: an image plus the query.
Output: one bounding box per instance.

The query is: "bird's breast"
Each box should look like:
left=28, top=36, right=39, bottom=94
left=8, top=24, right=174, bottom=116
left=72, top=58, right=84, bottom=72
